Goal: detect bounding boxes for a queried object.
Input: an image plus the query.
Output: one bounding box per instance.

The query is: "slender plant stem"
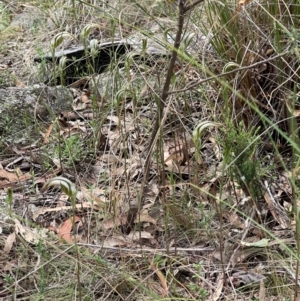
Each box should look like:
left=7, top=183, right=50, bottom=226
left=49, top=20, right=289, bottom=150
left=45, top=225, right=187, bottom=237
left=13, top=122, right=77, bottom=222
left=140, top=0, right=204, bottom=204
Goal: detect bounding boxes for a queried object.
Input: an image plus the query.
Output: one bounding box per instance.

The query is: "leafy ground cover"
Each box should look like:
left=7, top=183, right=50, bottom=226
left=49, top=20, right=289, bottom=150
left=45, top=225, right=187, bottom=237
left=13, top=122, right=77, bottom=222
left=0, top=0, right=300, bottom=300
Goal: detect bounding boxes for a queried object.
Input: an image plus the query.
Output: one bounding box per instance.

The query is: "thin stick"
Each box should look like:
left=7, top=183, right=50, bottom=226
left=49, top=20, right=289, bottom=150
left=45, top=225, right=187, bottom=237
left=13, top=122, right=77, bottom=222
left=168, top=51, right=289, bottom=94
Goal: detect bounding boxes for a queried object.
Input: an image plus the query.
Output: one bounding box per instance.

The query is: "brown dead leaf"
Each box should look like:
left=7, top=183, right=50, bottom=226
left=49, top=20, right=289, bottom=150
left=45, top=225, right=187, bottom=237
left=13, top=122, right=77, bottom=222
left=58, top=216, right=81, bottom=243
left=258, top=279, right=266, bottom=301
left=96, top=154, right=119, bottom=165
left=164, top=152, right=184, bottom=167
left=42, top=123, right=54, bottom=144
left=223, top=210, right=245, bottom=230
left=3, top=232, right=16, bottom=254
left=0, top=169, right=31, bottom=182
left=101, top=215, right=126, bottom=230
left=101, top=211, right=157, bottom=230
left=3, top=260, right=18, bottom=271
left=164, top=137, right=193, bottom=167
left=228, top=270, right=265, bottom=288
left=32, top=202, right=99, bottom=222
left=67, top=120, right=87, bottom=133
left=212, top=274, right=223, bottom=301
left=15, top=77, right=26, bottom=88
left=236, top=0, right=252, bottom=12
left=263, top=191, right=288, bottom=228
left=127, top=231, right=157, bottom=246
left=168, top=203, right=193, bottom=229
left=15, top=219, right=40, bottom=244
left=0, top=168, right=32, bottom=189
left=102, top=235, right=131, bottom=248
left=0, top=169, right=18, bottom=182
left=81, top=92, right=90, bottom=104
left=56, top=193, right=70, bottom=207
left=106, top=116, right=120, bottom=124
left=138, top=212, right=157, bottom=225
left=149, top=256, right=168, bottom=297
left=232, top=247, right=263, bottom=267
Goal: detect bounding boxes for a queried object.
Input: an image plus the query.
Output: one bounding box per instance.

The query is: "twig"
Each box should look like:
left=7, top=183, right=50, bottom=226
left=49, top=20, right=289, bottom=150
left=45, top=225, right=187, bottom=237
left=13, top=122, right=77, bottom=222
left=77, top=243, right=214, bottom=253
left=141, top=0, right=186, bottom=186
left=139, top=0, right=202, bottom=202
left=126, top=0, right=207, bottom=234
left=168, top=51, right=289, bottom=94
